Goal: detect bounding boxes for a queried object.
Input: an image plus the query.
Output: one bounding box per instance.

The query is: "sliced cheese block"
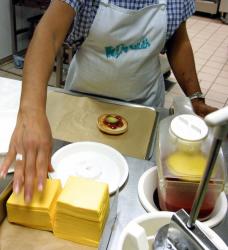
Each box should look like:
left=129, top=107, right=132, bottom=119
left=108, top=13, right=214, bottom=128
left=7, top=179, right=62, bottom=231
left=53, top=176, right=110, bottom=247
left=54, top=202, right=109, bottom=247
left=56, top=176, right=109, bottom=221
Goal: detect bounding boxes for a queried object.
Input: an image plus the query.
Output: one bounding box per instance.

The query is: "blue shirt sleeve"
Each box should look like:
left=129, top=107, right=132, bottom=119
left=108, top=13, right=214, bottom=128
left=162, top=0, right=195, bottom=52
left=166, top=0, right=195, bottom=41
left=182, top=0, right=196, bottom=23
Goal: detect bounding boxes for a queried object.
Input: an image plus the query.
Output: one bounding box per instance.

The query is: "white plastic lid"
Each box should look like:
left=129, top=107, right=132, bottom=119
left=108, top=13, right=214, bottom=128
left=49, top=142, right=129, bottom=194
left=170, top=114, right=208, bottom=141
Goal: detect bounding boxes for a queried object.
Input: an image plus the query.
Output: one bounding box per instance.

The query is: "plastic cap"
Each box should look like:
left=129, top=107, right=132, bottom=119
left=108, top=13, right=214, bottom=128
left=170, top=114, right=208, bottom=141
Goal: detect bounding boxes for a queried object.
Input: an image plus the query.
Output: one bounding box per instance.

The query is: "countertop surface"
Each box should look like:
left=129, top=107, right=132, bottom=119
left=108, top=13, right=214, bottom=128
left=0, top=77, right=227, bottom=249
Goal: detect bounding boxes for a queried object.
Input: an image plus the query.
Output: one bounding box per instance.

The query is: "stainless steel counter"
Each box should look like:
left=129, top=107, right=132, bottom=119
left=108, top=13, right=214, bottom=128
left=52, top=139, right=154, bottom=250
left=50, top=93, right=228, bottom=249
left=0, top=77, right=227, bottom=249
left=108, top=143, right=228, bottom=249
left=52, top=134, right=228, bottom=250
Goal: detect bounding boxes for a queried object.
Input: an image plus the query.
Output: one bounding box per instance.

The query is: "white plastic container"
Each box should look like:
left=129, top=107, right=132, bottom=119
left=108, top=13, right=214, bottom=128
left=156, top=113, right=226, bottom=220
left=118, top=212, right=228, bottom=250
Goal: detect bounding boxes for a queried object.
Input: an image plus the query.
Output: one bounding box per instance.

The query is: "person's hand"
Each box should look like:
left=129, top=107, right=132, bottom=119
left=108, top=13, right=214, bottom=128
left=0, top=109, right=53, bottom=203
left=191, top=99, right=218, bottom=118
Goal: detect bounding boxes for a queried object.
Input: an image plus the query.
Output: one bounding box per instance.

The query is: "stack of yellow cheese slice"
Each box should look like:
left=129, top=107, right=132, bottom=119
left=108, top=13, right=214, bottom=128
left=7, top=179, right=62, bottom=231
left=53, top=176, right=110, bottom=247
left=167, top=151, right=208, bottom=181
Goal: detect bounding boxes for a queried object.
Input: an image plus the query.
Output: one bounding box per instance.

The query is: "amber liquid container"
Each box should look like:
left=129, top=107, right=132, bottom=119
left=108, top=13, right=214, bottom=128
left=156, top=114, right=226, bottom=220
left=157, top=168, right=223, bottom=219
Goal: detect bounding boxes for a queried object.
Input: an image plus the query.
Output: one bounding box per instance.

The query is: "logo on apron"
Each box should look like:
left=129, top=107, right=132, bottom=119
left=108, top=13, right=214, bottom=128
left=105, top=37, right=151, bottom=59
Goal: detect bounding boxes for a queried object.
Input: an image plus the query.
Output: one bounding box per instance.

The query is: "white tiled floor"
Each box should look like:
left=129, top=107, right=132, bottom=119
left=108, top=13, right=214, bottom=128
left=166, top=15, right=228, bottom=109
left=1, top=15, right=228, bottom=109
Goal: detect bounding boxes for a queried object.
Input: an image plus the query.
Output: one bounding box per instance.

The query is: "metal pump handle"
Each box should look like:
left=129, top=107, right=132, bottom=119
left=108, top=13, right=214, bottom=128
left=187, top=106, right=228, bottom=228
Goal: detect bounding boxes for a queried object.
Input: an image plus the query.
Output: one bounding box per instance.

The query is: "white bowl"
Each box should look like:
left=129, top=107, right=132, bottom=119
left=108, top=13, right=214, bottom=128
left=118, top=212, right=228, bottom=250
left=138, top=167, right=228, bottom=228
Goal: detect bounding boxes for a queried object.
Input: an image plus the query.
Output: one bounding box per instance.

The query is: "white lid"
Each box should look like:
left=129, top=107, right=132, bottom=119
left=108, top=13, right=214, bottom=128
left=49, top=141, right=129, bottom=194
left=170, top=114, right=208, bottom=141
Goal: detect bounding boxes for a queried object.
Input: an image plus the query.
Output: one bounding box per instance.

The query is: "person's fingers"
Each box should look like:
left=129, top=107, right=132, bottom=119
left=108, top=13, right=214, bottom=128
left=36, top=148, right=50, bottom=192
left=24, top=148, right=37, bottom=204
left=48, top=163, right=54, bottom=172
left=13, top=150, right=25, bottom=194
left=0, top=143, right=17, bottom=178
left=200, top=106, right=217, bottom=117
left=192, top=101, right=218, bottom=117
left=203, top=105, right=217, bottom=116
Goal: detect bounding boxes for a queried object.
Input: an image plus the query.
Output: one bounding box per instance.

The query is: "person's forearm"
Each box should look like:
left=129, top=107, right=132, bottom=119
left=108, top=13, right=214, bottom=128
left=20, top=26, right=57, bottom=113
left=166, top=22, right=202, bottom=97
left=19, top=0, right=75, bottom=114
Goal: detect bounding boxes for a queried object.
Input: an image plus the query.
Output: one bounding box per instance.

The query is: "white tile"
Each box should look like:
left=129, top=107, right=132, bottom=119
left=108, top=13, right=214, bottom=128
left=215, top=76, right=228, bottom=85
left=215, top=47, right=228, bottom=53
left=206, top=99, right=225, bottom=109
left=195, top=52, right=212, bottom=60
left=201, top=87, right=208, bottom=95
left=199, top=80, right=213, bottom=89
left=200, top=66, right=221, bottom=76
left=204, top=41, right=222, bottom=48
left=210, top=83, right=228, bottom=94
left=170, top=85, right=184, bottom=95
left=196, top=64, right=203, bottom=72
left=191, top=38, right=206, bottom=45
left=198, top=32, right=213, bottom=39
left=194, top=57, right=207, bottom=65
left=209, top=56, right=228, bottom=64
left=203, top=27, right=219, bottom=33
left=194, top=34, right=208, bottom=41
left=198, top=72, right=217, bottom=82
left=222, top=64, right=228, bottom=72
left=168, top=72, right=176, bottom=82
left=205, top=22, right=221, bottom=27
left=198, top=48, right=215, bottom=56
left=218, top=26, right=228, bottom=33
left=218, top=71, right=228, bottom=79
left=205, top=61, right=224, bottom=70
left=213, top=51, right=228, bottom=59
left=206, top=90, right=228, bottom=103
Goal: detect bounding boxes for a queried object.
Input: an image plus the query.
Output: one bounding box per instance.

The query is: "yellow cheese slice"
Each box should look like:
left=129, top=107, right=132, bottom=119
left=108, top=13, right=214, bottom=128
left=54, top=176, right=110, bottom=247
left=166, top=151, right=207, bottom=181
left=56, top=176, right=109, bottom=221
left=54, top=203, right=109, bottom=247
left=7, top=179, right=61, bottom=209
left=7, top=179, right=62, bottom=231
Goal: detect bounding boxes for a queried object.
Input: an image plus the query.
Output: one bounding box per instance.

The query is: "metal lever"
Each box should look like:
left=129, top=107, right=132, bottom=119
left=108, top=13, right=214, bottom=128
left=187, top=106, right=228, bottom=228
left=154, top=106, right=228, bottom=250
